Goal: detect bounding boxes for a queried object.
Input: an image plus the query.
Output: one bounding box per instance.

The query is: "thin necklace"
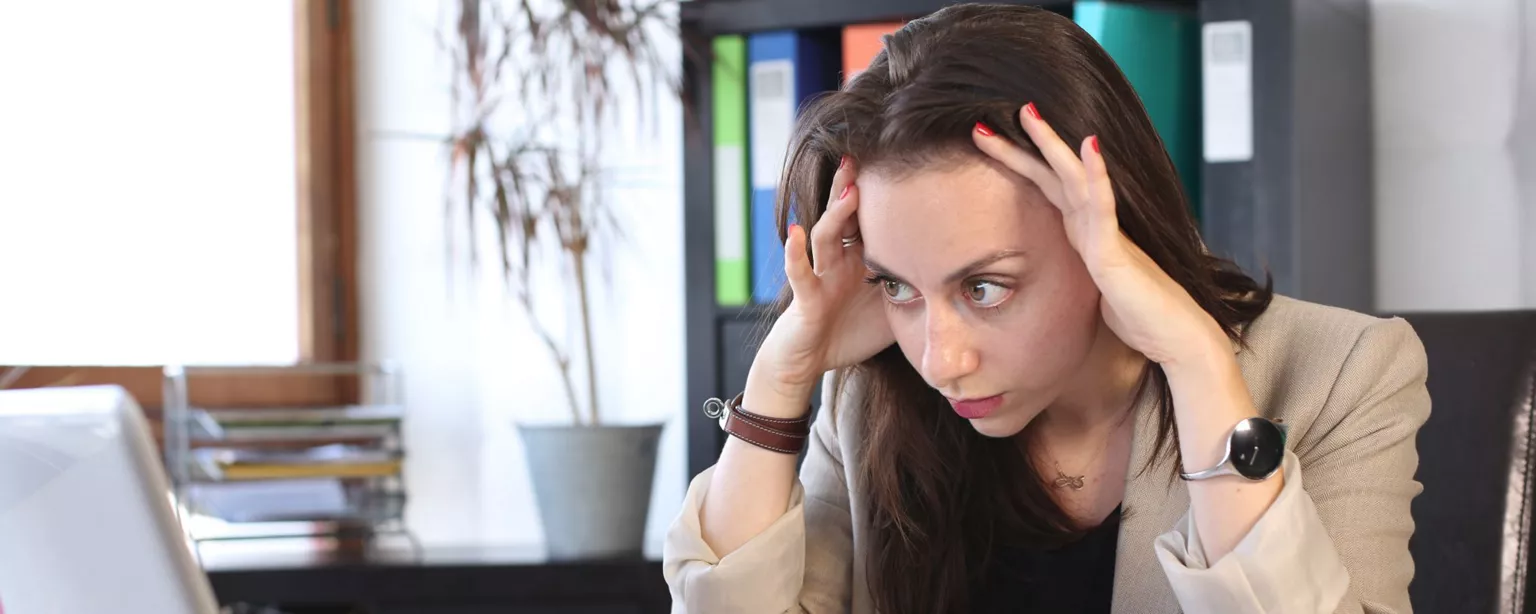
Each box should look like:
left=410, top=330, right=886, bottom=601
left=1035, top=403, right=1136, bottom=491
left=1051, top=462, right=1088, bottom=491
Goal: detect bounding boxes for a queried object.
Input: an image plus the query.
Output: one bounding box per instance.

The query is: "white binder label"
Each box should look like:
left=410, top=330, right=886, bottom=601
left=1202, top=20, right=1254, bottom=163
left=714, top=145, right=746, bottom=260
left=750, top=59, right=795, bottom=189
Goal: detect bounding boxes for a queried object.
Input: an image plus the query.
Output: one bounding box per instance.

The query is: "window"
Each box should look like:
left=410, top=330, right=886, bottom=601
left=0, top=1, right=358, bottom=409
left=0, top=0, right=299, bottom=366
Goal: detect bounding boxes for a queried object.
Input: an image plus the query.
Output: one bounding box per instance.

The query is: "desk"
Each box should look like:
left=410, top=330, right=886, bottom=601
left=201, top=541, right=670, bottom=614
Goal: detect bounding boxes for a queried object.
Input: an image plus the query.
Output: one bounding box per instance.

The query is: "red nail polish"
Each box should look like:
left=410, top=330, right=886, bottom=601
left=839, top=184, right=851, bottom=199
left=1090, top=135, right=1100, bottom=153
left=789, top=223, right=801, bottom=235
left=974, top=122, right=995, bottom=137
left=1025, top=102, right=1041, bottom=120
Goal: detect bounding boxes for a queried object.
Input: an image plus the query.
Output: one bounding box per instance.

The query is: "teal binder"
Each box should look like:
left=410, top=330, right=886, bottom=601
left=1076, top=1, right=1201, bottom=219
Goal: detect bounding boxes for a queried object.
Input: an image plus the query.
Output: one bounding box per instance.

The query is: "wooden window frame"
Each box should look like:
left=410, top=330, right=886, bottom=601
left=1, top=0, right=359, bottom=415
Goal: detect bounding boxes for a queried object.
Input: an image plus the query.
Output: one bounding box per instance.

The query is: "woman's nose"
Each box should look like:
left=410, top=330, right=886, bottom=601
left=919, top=307, right=979, bottom=391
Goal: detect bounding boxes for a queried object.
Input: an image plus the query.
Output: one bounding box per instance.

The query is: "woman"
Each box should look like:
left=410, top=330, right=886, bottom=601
left=664, top=4, right=1428, bottom=613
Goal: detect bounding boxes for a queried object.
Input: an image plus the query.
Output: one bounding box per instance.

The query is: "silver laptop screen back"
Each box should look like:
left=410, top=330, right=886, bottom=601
left=0, top=385, right=218, bottom=614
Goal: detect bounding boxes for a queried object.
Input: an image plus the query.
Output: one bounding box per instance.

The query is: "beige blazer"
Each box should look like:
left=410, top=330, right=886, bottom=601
left=664, top=295, right=1430, bottom=613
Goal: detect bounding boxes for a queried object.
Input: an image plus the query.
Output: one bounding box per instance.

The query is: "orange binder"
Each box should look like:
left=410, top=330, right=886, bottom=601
left=841, top=22, right=905, bottom=84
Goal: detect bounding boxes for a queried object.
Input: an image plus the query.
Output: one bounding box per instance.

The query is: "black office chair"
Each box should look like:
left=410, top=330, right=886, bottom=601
left=1398, top=311, right=1536, bottom=613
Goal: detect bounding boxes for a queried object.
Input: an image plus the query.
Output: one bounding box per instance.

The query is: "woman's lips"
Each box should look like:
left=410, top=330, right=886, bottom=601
left=948, top=394, right=1003, bottom=419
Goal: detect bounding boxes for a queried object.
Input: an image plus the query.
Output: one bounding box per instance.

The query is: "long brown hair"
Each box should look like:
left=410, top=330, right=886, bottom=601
left=771, top=4, right=1272, bottom=612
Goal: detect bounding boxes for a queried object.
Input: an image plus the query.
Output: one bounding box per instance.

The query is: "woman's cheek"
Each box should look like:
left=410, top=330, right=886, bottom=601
left=888, top=307, right=926, bottom=365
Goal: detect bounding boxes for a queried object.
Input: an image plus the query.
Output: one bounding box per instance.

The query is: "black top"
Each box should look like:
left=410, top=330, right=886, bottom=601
left=973, top=505, right=1122, bottom=613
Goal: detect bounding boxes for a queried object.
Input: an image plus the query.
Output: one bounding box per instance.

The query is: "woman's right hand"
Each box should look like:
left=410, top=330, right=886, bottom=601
left=701, top=159, right=890, bottom=556
left=749, top=158, right=895, bottom=408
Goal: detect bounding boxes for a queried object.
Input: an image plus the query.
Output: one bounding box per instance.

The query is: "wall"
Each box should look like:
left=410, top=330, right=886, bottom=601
left=1373, top=0, right=1536, bottom=311
left=353, top=1, right=685, bottom=553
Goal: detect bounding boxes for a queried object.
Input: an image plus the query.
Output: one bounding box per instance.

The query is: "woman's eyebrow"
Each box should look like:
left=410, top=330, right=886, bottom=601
left=862, top=256, right=902, bottom=281
left=942, top=250, right=1027, bottom=283
left=863, top=250, right=1027, bottom=284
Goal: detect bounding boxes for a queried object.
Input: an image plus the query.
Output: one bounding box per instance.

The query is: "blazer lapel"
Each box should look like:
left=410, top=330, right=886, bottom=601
left=1111, top=387, right=1189, bottom=613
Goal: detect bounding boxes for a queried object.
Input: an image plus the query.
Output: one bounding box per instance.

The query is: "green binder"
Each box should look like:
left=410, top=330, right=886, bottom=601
left=712, top=36, right=751, bottom=305
left=1075, top=2, right=1201, bottom=219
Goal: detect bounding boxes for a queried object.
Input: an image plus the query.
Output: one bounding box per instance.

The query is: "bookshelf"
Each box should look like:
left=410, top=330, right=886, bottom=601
left=680, top=0, right=1372, bottom=478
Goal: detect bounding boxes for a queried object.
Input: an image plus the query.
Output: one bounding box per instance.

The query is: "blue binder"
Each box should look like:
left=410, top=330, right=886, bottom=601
left=748, top=31, right=838, bottom=304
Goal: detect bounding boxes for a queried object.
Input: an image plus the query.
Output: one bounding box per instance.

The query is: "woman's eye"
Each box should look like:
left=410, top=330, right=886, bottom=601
left=966, top=281, right=1011, bottom=307
left=882, top=280, right=918, bottom=303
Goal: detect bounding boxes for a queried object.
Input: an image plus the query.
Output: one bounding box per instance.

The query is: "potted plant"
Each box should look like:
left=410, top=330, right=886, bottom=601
left=443, top=0, right=683, bottom=559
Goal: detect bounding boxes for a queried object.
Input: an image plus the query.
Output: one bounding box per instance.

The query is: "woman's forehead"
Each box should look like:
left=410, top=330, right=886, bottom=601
left=856, top=159, right=1058, bottom=275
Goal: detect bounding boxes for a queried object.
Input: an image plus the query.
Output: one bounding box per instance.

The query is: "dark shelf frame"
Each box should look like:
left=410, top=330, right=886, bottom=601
left=680, top=0, right=1194, bottom=35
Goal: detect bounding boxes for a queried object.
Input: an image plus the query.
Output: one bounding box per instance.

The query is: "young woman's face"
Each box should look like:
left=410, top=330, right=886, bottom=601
left=856, top=155, right=1106, bottom=437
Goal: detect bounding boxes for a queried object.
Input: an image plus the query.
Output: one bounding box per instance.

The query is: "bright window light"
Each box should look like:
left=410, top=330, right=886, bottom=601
left=0, top=1, right=299, bottom=366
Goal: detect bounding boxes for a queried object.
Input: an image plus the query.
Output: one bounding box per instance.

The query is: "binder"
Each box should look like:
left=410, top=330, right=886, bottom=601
left=842, top=22, right=904, bottom=84
left=748, top=31, right=839, bottom=304
left=1075, top=1, right=1200, bottom=218
left=712, top=35, right=751, bottom=306
left=1199, top=0, right=1373, bottom=311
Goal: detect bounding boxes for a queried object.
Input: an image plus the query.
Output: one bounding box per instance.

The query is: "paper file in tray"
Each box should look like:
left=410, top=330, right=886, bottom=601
left=193, top=444, right=403, bottom=481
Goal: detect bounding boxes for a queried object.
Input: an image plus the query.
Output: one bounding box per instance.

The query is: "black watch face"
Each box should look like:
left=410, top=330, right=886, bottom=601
left=1230, top=418, right=1285, bottom=479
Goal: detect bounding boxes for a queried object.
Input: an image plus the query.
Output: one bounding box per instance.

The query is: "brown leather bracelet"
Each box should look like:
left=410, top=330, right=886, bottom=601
left=724, top=411, right=806, bottom=454
left=703, top=393, right=812, bottom=455
left=730, top=396, right=811, bottom=436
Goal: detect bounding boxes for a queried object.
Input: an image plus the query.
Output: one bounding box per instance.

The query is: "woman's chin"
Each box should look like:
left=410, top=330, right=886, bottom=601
left=966, top=410, right=1033, bottom=439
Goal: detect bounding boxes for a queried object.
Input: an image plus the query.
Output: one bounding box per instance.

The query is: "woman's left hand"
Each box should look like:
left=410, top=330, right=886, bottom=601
left=971, top=103, right=1226, bottom=372
left=977, top=105, right=1283, bottom=565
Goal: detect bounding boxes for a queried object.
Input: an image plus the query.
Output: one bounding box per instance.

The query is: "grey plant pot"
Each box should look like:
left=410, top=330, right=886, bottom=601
left=517, top=422, right=664, bottom=560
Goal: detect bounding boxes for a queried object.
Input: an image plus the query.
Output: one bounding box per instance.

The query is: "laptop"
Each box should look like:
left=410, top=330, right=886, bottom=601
left=0, top=385, right=219, bottom=614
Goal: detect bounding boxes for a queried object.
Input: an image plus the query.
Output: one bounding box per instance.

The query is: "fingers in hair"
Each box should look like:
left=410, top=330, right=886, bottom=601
left=784, top=223, right=816, bottom=290
left=971, top=121, right=1065, bottom=206
left=809, top=158, right=861, bottom=276
left=1080, top=135, right=1116, bottom=220
left=1017, top=103, right=1090, bottom=207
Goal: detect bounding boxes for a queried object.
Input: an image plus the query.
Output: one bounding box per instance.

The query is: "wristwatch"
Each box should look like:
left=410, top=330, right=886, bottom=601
left=1179, top=416, right=1287, bottom=481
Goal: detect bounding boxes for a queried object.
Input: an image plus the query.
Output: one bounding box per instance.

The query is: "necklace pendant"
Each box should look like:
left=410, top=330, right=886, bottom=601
left=1053, top=469, right=1085, bottom=491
